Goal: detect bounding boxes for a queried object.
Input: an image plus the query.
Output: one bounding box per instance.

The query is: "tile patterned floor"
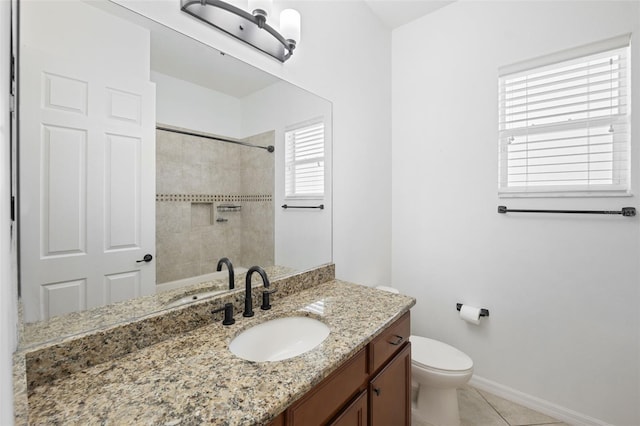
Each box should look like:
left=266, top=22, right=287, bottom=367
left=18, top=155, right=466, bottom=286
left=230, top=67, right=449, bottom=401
left=413, top=386, right=569, bottom=426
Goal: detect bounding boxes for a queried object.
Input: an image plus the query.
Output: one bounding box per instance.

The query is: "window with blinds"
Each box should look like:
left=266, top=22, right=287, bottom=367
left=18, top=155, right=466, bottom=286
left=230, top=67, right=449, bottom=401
left=498, top=35, right=630, bottom=196
left=285, top=121, right=325, bottom=199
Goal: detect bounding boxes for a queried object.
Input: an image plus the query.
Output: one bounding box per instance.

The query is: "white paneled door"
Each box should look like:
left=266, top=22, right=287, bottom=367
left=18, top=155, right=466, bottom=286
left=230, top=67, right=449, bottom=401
left=20, top=47, right=156, bottom=322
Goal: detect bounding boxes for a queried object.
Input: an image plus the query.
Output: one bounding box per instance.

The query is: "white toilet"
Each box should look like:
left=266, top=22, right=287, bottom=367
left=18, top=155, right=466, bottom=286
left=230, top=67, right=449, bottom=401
left=410, top=335, right=473, bottom=426
left=375, top=286, right=474, bottom=426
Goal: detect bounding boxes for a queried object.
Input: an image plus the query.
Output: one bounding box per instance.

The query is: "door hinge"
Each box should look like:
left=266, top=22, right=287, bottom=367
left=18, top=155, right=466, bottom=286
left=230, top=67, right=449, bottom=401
left=10, top=54, right=16, bottom=112
left=10, top=196, right=15, bottom=221
left=10, top=55, right=15, bottom=84
left=10, top=54, right=16, bottom=94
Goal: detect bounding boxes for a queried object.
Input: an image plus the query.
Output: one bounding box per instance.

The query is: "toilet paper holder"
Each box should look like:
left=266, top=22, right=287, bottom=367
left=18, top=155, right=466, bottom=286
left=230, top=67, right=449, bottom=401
left=456, top=303, right=489, bottom=317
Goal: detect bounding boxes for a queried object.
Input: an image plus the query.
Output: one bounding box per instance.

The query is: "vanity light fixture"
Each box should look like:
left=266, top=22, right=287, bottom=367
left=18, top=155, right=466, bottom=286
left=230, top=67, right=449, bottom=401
left=180, top=0, right=300, bottom=62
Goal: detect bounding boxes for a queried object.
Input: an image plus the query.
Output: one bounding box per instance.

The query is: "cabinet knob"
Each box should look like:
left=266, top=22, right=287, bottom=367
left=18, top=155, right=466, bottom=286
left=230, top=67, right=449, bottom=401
left=389, top=334, right=404, bottom=346
left=374, top=387, right=381, bottom=396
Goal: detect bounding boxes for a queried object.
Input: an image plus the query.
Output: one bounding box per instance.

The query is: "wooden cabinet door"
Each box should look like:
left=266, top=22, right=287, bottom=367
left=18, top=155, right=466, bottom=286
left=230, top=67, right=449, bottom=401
left=287, top=348, right=368, bottom=425
left=369, top=343, right=411, bottom=426
left=329, top=390, right=368, bottom=426
left=267, top=412, right=285, bottom=426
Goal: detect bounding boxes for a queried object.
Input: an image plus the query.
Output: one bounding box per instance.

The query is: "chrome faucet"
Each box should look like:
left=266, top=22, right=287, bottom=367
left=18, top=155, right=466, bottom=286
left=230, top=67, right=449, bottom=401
left=216, top=257, right=235, bottom=290
left=243, top=266, right=277, bottom=317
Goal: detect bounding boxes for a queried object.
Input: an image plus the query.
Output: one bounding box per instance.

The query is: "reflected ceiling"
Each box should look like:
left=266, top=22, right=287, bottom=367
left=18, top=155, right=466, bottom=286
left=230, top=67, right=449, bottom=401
left=364, top=0, right=455, bottom=29
left=92, top=0, right=281, bottom=97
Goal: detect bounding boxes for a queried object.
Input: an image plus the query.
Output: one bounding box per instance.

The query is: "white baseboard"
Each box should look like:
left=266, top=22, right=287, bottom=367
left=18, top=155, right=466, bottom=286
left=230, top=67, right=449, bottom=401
left=468, top=375, right=611, bottom=426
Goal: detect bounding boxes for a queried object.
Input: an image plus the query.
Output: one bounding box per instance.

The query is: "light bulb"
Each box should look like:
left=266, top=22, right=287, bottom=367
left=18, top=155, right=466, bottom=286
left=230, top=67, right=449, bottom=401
left=280, top=8, right=300, bottom=43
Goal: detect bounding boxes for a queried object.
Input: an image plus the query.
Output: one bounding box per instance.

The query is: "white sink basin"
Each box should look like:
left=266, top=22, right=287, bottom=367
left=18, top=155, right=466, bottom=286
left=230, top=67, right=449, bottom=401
left=229, top=316, right=330, bottom=362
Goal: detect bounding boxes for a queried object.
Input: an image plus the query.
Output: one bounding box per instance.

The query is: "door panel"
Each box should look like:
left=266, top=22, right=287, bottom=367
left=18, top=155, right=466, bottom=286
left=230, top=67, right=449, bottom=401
left=105, top=133, right=141, bottom=250
left=20, top=46, right=156, bottom=322
left=42, top=125, right=87, bottom=256
left=107, top=88, right=142, bottom=124
left=104, top=271, right=140, bottom=304
left=40, top=279, right=87, bottom=319
left=43, top=72, right=88, bottom=114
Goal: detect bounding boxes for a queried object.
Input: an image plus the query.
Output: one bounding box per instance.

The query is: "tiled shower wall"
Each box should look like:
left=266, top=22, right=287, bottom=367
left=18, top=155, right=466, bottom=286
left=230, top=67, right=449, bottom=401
left=156, top=127, right=275, bottom=284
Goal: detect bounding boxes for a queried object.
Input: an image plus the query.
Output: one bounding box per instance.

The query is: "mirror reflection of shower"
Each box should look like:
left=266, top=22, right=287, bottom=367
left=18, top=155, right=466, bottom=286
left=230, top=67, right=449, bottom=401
left=150, top=64, right=332, bottom=294
left=155, top=126, right=275, bottom=291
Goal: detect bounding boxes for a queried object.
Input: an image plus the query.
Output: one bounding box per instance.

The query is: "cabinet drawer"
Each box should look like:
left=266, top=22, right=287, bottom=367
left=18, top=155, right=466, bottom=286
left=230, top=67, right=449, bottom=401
left=288, top=348, right=368, bottom=426
left=369, top=311, right=410, bottom=374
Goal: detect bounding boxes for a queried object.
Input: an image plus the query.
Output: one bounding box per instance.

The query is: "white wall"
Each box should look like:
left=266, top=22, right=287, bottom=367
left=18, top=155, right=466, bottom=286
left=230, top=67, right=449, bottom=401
left=152, top=71, right=243, bottom=138
left=241, top=81, right=332, bottom=271
left=113, top=0, right=392, bottom=286
left=392, top=2, right=639, bottom=424
left=0, top=0, right=16, bottom=423
left=21, top=0, right=149, bottom=79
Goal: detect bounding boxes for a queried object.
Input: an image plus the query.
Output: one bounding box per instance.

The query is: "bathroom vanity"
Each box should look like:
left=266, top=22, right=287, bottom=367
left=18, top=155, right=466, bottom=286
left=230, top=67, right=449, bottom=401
left=14, top=265, right=415, bottom=425
left=275, top=311, right=411, bottom=426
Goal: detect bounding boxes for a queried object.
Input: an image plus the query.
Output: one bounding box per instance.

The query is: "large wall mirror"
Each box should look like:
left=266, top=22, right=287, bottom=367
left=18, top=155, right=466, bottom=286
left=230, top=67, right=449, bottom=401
left=17, top=0, right=332, bottom=343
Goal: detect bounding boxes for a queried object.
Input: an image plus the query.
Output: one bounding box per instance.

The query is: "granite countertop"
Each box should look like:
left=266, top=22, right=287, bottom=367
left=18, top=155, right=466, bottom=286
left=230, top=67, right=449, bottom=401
left=24, top=280, right=415, bottom=425
left=19, top=264, right=296, bottom=349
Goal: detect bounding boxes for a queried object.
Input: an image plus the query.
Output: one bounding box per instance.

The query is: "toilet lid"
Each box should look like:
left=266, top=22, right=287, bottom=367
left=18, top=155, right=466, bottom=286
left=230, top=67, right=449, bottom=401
left=410, top=335, right=473, bottom=372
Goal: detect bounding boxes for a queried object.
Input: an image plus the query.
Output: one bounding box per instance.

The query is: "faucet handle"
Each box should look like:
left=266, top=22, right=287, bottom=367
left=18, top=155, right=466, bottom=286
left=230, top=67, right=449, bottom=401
left=212, top=303, right=236, bottom=325
left=261, top=288, right=277, bottom=311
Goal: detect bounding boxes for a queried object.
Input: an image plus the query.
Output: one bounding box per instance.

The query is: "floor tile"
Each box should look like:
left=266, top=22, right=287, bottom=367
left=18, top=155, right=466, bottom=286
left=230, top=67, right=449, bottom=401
left=477, top=389, right=563, bottom=426
left=411, top=385, right=567, bottom=426
left=411, top=411, right=432, bottom=426
left=458, top=386, right=510, bottom=426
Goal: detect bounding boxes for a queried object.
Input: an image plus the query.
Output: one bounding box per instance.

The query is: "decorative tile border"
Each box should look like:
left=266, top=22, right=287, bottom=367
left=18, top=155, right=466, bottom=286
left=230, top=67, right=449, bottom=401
left=156, top=194, right=272, bottom=202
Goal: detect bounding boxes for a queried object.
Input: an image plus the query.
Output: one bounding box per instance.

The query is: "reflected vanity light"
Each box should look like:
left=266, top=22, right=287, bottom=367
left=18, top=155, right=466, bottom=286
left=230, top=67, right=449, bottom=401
left=301, top=300, right=326, bottom=316
left=180, top=0, right=300, bottom=62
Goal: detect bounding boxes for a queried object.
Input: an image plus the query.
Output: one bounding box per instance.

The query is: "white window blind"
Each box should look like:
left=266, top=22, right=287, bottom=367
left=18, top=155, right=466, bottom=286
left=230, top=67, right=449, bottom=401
left=498, top=35, right=630, bottom=196
left=285, top=121, right=325, bottom=198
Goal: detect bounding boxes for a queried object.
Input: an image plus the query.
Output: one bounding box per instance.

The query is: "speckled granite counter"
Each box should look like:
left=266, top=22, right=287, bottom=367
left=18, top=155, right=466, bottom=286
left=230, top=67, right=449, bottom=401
left=15, top=268, right=414, bottom=425
left=19, top=265, right=296, bottom=349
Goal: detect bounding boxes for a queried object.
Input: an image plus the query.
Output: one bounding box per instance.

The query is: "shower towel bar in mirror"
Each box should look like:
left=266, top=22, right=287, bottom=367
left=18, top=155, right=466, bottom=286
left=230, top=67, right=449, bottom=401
left=282, top=204, right=324, bottom=210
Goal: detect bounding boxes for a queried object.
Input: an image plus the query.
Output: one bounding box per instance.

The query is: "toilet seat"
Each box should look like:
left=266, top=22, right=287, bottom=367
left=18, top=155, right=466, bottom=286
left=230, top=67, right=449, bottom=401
left=410, top=335, right=473, bottom=373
